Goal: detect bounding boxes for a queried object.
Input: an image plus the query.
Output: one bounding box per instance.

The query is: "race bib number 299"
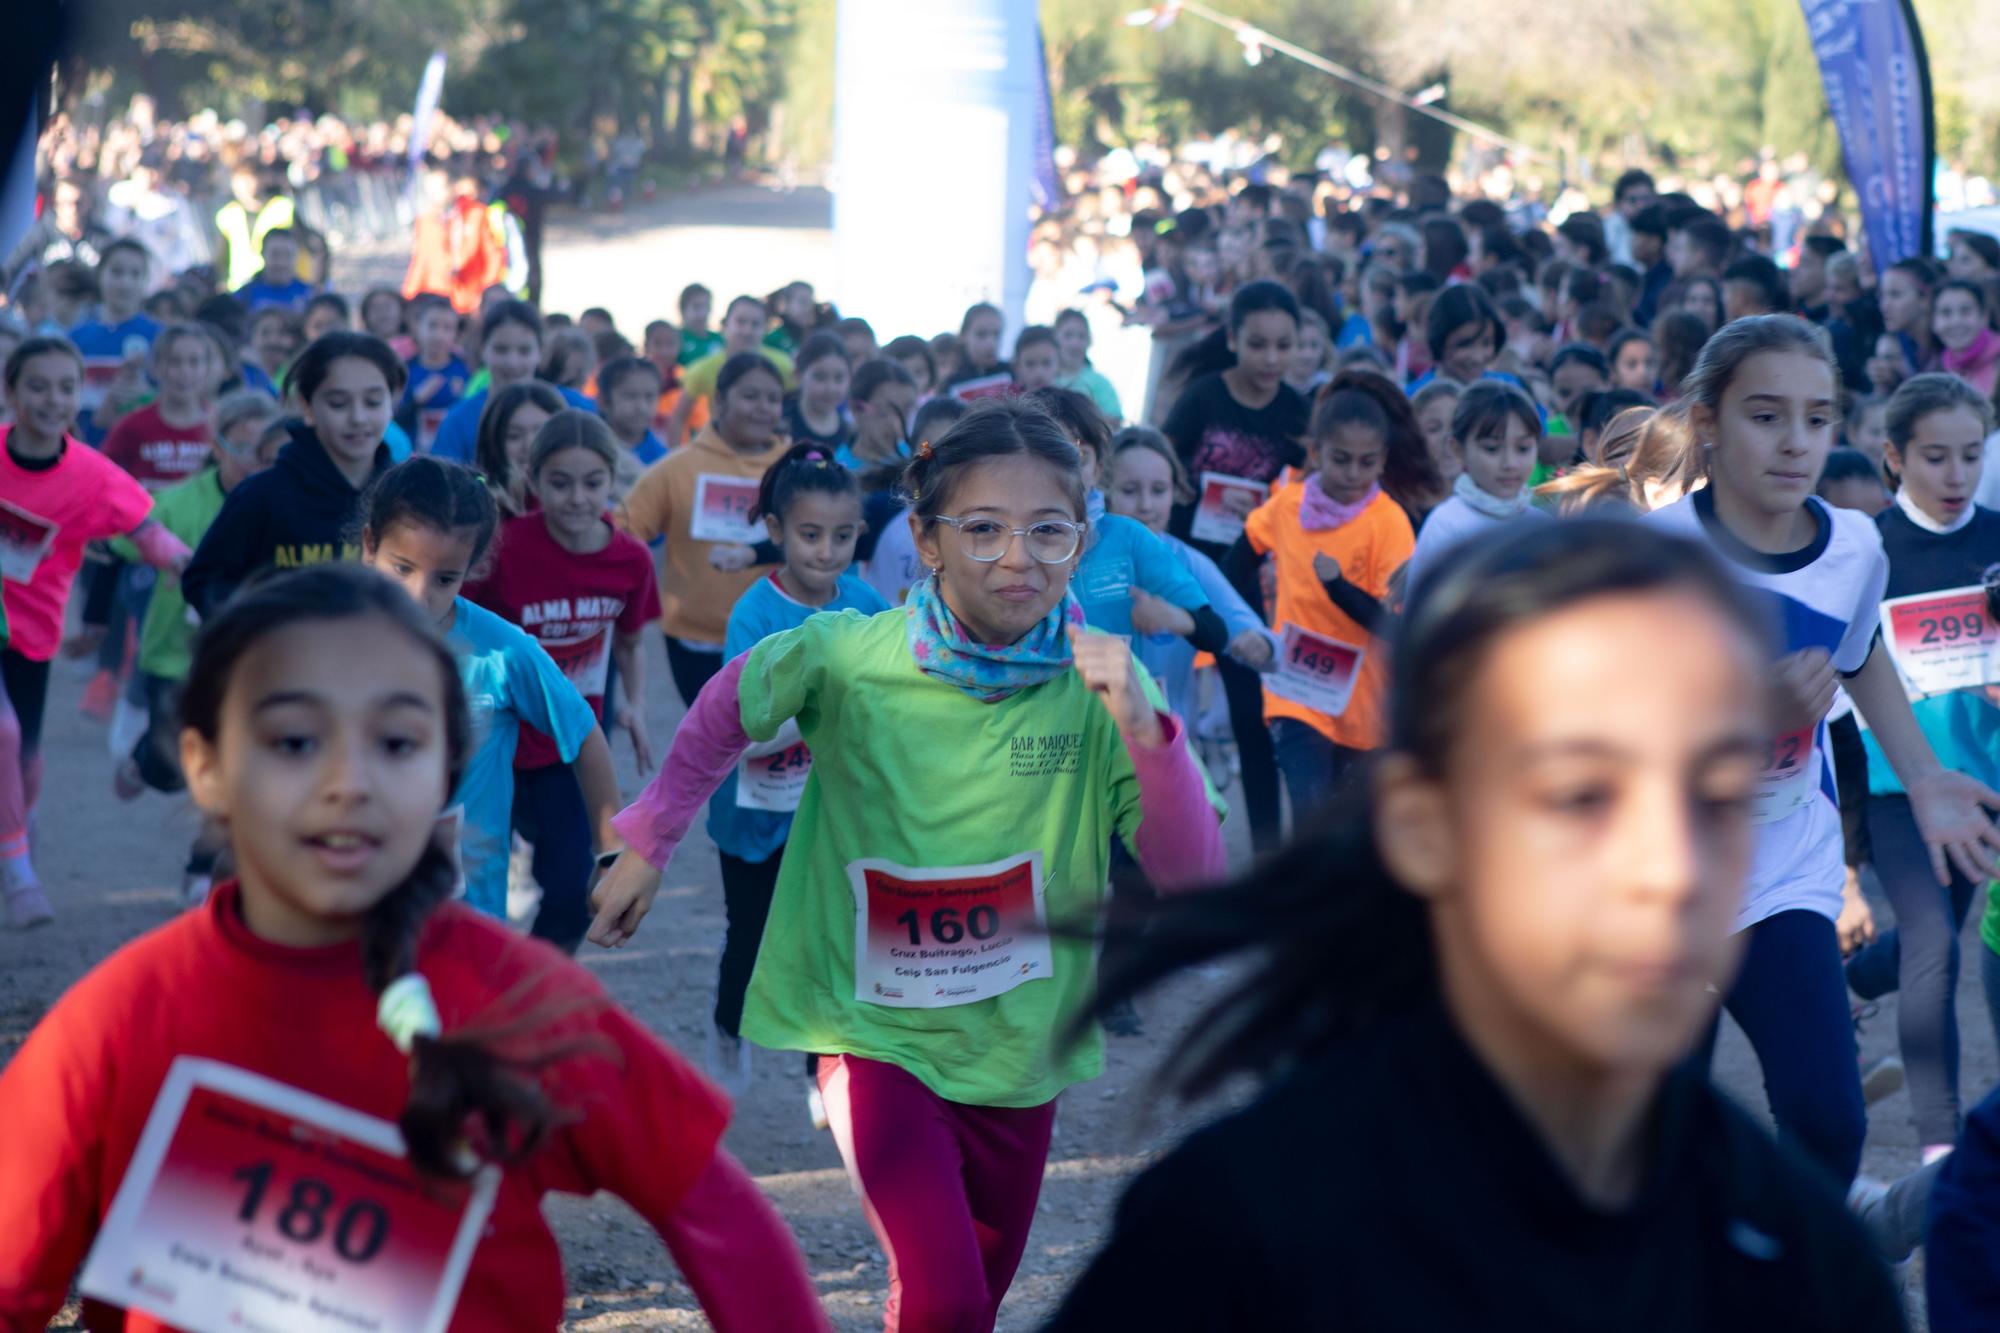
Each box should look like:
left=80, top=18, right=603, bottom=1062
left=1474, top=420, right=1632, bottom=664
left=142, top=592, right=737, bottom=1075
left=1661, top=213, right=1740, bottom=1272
left=848, top=853, right=1052, bottom=1008
left=78, top=1058, right=497, bottom=1333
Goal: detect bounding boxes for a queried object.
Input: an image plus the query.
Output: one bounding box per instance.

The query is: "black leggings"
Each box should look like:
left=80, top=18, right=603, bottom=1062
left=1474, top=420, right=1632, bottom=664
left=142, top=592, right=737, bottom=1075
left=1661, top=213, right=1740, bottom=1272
left=665, top=635, right=725, bottom=708
left=511, top=763, right=594, bottom=954
left=716, top=848, right=783, bottom=1037
left=1846, top=793, right=1982, bottom=1146
left=0, top=650, right=50, bottom=758
left=1217, top=655, right=1282, bottom=855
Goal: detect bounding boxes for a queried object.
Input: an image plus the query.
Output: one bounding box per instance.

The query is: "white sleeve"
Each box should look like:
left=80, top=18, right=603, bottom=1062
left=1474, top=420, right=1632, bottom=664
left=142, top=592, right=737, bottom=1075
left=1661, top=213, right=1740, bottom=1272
left=1835, top=521, right=1890, bottom=675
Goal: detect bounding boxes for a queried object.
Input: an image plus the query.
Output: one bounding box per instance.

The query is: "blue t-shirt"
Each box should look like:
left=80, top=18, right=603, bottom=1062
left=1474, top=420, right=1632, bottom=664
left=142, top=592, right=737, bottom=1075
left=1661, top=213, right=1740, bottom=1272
left=833, top=440, right=910, bottom=473
left=633, top=430, right=667, bottom=467
left=402, top=355, right=471, bottom=452
left=240, top=362, right=279, bottom=400
left=705, top=572, right=890, bottom=863
left=69, top=312, right=161, bottom=444
left=1073, top=497, right=1211, bottom=638
left=235, top=277, right=316, bottom=312
left=430, top=383, right=598, bottom=464
left=1134, top=533, right=1275, bottom=724
left=447, top=598, right=598, bottom=918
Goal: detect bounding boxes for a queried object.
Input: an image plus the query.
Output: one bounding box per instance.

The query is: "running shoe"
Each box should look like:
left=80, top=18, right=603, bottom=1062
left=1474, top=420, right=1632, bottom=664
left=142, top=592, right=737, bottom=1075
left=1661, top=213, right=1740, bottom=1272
left=807, top=1082, right=830, bottom=1132
left=5, top=884, right=54, bottom=931
left=1861, top=1055, right=1905, bottom=1105
left=79, top=668, right=119, bottom=721
left=1101, top=996, right=1145, bottom=1037
left=704, top=1024, right=754, bottom=1096
left=113, top=757, right=146, bottom=802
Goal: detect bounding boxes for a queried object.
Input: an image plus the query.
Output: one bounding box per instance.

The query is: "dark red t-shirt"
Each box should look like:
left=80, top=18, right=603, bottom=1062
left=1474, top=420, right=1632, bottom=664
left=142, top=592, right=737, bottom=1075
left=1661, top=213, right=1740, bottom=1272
left=99, top=401, right=214, bottom=492
left=469, top=511, right=660, bottom=769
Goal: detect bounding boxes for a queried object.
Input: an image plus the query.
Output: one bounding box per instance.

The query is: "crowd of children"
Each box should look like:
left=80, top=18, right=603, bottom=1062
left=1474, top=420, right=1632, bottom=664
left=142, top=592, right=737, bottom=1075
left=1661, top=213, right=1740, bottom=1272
left=11, top=163, right=2000, bottom=1331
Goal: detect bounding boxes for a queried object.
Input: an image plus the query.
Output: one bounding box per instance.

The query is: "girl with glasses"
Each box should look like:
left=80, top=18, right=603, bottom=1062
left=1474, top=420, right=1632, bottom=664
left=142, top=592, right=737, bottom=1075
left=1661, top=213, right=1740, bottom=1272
left=591, top=397, right=1225, bottom=1333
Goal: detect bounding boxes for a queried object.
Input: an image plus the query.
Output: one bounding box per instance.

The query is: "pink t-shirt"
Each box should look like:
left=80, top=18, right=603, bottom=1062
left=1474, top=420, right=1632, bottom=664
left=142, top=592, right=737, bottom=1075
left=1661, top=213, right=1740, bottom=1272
left=467, top=511, right=659, bottom=768
left=0, top=430, right=154, bottom=661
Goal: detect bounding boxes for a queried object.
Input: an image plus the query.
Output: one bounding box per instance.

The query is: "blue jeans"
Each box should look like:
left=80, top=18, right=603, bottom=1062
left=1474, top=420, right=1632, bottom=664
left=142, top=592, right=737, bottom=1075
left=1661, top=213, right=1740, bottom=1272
left=1700, top=908, right=1867, bottom=1187
left=1269, top=718, right=1362, bottom=825
left=511, top=763, right=593, bottom=953
left=1845, top=793, right=1981, bottom=1145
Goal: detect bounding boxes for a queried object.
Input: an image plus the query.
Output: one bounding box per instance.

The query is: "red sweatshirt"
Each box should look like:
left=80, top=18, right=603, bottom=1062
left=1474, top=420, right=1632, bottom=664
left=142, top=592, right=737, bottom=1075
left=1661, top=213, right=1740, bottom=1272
left=0, top=882, right=821, bottom=1331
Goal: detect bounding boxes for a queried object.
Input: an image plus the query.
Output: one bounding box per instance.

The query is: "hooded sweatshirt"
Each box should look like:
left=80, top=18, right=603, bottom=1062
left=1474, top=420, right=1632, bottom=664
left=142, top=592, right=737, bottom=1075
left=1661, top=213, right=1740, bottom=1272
left=180, top=422, right=392, bottom=618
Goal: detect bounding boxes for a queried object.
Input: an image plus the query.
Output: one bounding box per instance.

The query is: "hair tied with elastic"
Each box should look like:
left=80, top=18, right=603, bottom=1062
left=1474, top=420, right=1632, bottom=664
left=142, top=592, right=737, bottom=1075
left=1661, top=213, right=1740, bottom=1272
left=916, top=438, right=934, bottom=460
left=377, top=972, right=442, bottom=1054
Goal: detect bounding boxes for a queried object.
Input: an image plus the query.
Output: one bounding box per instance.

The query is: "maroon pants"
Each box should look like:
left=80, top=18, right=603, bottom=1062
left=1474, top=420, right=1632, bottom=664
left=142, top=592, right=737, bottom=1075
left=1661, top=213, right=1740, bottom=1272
left=816, top=1053, right=1058, bottom=1333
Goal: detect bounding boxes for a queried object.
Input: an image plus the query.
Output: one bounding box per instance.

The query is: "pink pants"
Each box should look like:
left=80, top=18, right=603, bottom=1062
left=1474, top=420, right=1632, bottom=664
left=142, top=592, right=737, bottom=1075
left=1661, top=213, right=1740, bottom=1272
left=816, top=1053, right=1057, bottom=1333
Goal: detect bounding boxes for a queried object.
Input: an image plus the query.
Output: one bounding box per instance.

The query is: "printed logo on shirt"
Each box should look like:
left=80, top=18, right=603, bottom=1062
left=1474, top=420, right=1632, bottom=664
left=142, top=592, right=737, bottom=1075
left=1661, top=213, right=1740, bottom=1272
left=1190, top=426, right=1284, bottom=485
left=272, top=541, right=361, bottom=569
left=1008, top=731, right=1084, bottom=778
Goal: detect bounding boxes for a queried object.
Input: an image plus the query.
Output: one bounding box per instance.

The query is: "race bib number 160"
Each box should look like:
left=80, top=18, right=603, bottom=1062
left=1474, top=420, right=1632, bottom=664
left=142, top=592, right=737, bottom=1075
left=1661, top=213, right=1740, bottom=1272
left=78, top=1058, right=497, bottom=1333
left=848, top=852, right=1052, bottom=1009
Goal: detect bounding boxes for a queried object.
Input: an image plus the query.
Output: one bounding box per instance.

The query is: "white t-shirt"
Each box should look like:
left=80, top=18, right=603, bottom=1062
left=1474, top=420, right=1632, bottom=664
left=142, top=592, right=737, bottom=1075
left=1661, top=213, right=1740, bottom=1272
left=1406, top=493, right=1549, bottom=598
left=1652, top=490, right=1889, bottom=930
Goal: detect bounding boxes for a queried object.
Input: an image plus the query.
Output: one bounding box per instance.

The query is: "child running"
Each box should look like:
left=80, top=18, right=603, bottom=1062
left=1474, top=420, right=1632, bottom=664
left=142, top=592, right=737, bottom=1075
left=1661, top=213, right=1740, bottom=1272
left=1652, top=314, right=2000, bottom=1188
left=181, top=331, right=404, bottom=616
left=358, top=456, right=624, bottom=949
left=474, top=381, right=565, bottom=519
left=1, top=337, right=192, bottom=930
left=1840, top=373, right=2000, bottom=1163
left=1405, top=380, right=1548, bottom=594
left=783, top=332, right=855, bottom=453
left=620, top=352, right=791, bottom=704
left=1226, top=371, right=1420, bottom=813
left=398, top=293, right=469, bottom=453
left=1048, top=519, right=1902, bottom=1331
left=429, top=301, right=592, bottom=465
left=595, top=354, right=669, bottom=504
left=704, top=444, right=888, bottom=1092
left=1102, top=425, right=1274, bottom=728
left=591, top=398, right=1224, bottom=1333
left=0, top=562, right=826, bottom=1331
left=859, top=395, right=967, bottom=607
left=110, top=389, right=283, bottom=905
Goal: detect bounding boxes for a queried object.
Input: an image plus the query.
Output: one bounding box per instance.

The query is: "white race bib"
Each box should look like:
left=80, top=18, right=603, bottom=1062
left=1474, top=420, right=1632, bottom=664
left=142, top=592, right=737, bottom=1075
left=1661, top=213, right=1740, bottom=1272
left=736, top=720, right=812, bottom=812
left=1190, top=472, right=1268, bottom=546
left=1265, top=623, right=1364, bottom=717
left=848, top=852, right=1052, bottom=1008
left=79, top=1058, right=498, bottom=1333
left=1883, top=586, right=1998, bottom=697
left=0, top=497, right=58, bottom=584
left=1750, top=727, right=1817, bottom=825
left=688, top=473, right=764, bottom=544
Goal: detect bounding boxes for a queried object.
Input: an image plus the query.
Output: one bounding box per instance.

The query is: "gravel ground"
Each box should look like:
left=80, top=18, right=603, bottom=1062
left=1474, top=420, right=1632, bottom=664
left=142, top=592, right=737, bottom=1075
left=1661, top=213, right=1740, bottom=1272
left=5, top=184, right=1985, bottom=1329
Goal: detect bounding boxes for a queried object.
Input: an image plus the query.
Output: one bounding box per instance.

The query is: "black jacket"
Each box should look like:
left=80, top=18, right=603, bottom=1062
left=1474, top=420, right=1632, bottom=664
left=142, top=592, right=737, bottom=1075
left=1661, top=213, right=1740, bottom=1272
left=180, top=423, right=391, bottom=617
left=1048, top=1001, right=1903, bottom=1332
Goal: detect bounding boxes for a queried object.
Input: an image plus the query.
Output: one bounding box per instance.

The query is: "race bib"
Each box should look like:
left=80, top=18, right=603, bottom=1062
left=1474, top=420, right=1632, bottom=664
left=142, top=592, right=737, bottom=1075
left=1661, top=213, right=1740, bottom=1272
left=737, top=720, right=812, bottom=812
left=688, top=473, right=763, bottom=544
left=1884, top=586, right=1998, bottom=697
left=78, top=1058, right=497, bottom=1333
left=1750, top=727, right=1817, bottom=825
left=1265, top=623, right=1364, bottom=717
left=0, top=497, right=58, bottom=583
left=848, top=852, right=1052, bottom=1008
left=1190, top=472, right=1269, bottom=546
left=948, top=373, right=1015, bottom=404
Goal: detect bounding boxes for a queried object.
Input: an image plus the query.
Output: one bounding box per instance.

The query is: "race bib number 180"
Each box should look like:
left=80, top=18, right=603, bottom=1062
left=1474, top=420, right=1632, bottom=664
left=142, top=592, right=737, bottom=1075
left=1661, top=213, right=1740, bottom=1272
left=79, top=1058, right=497, bottom=1333
left=848, top=853, right=1052, bottom=1008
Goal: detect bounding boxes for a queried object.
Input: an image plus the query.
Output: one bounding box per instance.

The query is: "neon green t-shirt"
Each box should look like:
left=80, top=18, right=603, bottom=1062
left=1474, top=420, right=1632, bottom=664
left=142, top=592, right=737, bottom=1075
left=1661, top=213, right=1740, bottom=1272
left=109, top=468, right=226, bottom=681
left=736, top=607, right=1218, bottom=1106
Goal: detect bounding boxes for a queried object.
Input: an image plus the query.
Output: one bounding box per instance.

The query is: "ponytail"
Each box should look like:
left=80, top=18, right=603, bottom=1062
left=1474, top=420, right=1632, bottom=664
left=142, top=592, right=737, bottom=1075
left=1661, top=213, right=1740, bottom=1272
left=180, top=562, right=572, bottom=1177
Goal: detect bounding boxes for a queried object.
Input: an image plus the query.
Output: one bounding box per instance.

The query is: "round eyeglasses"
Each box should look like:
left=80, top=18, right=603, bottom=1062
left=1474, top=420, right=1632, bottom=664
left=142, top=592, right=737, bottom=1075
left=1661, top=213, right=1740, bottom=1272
left=933, top=515, right=1085, bottom=564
